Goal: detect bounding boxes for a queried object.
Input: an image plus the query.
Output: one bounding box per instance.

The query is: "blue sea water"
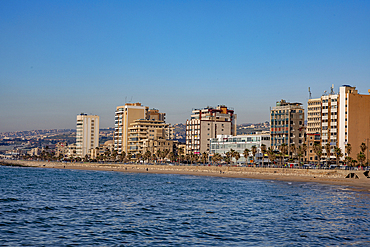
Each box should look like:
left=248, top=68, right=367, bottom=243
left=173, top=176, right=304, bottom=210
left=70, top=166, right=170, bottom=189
left=0, top=166, right=369, bottom=246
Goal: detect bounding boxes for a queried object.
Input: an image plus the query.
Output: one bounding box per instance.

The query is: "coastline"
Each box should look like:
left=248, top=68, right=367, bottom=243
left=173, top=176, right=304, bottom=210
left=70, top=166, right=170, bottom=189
left=1, top=159, right=370, bottom=191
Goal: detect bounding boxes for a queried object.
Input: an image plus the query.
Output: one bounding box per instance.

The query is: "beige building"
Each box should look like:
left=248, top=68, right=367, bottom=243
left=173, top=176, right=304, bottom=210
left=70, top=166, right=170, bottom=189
left=186, top=105, right=236, bottom=154
left=67, top=143, right=77, bottom=158
left=114, top=103, right=173, bottom=157
left=142, top=139, right=175, bottom=158
left=127, top=119, right=173, bottom=156
left=76, top=114, right=99, bottom=158
left=338, top=86, right=370, bottom=162
left=55, top=142, right=68, bottom=158
left=270, top=100, right=305, bottom=151
left=306, top=85, right=370, bottom=164
left=114, top=103, right=149, bottom=154
left=90, top=140, right=114, bottom=159
left=306, top=133, right=321, bottom=163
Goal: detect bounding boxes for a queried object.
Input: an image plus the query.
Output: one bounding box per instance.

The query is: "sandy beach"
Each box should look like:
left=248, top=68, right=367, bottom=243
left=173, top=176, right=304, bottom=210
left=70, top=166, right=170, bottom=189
left=1, top=159, right=370, bottom=191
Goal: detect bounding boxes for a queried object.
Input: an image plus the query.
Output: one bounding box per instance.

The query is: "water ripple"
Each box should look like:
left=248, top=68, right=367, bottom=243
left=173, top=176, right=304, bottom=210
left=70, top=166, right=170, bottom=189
left=0, top=166, right=370, bottom=246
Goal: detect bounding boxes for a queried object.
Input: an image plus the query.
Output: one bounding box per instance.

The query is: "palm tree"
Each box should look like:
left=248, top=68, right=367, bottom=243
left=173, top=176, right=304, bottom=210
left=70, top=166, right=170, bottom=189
left=301, top=143, right=307, bottom=163
left=111, top=150, right=118, bottom=162
left=360, top=142, right=368, bottom=165
left=344, top=156, right=352, bottom=167
left=156, top=150, right=162, bottom=163
left=279, top=143, right=288, bottom=166
left=345, top=143, right=352, bottom=167
left=233, top=152, right=240, bottom=166
left=163, top=149, right=170, bottom=161
left=357, top=152, right=366, bottom=167
left=297, top=146, right=304, bottom=164
left=261, top=144, right=267, bottom=166
left=324, top=143, right=331, bottom=166
left=225, top=151, right=232, bottom=165
left=178, top=147, right=184, bottom=156
left=333, top=146, right=343, bottom=167
left=127, top=153, right=132, bottom=163
left=243, top=148, right=250, bottom=165
left=104, top=148, right=110, bottom=160
left=168, top=152, right=176, bottom=163
left=345, top=143, right=352, bottom=157
left=118, top=151, right=126, bottom=163
left=144, top=151, right=151, bottom=163
left=136, top=153, right=142, bottom=164
left=201, top=152, right=208, bottom=164
left=267, top=148, right=277, bottom=165
left=360, top=142, right=367, bottom=153
left=212, top=153, right=222, bottom=165
left=313, top=143, right=323, bottom=166
left=289, top=143, right=296, bottom=162
left=229, top=149, right=237, bottom=165
left=251, top=146, right=257, bottom=165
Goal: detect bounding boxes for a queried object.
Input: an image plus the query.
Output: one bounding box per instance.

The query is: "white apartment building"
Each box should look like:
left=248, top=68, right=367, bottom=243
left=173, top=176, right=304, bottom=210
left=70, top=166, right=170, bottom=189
left=321, top=94, right=338, bottom=159
left=76, top=114, right=99, bottom=157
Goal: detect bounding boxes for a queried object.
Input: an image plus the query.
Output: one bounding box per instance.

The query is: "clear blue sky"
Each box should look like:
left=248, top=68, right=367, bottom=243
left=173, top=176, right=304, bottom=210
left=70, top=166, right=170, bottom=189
left=1, top=0, right=369, bottom=133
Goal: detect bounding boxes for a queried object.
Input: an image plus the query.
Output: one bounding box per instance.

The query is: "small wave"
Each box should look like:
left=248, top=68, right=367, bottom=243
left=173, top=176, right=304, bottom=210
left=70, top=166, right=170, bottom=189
left=120, top=230, right=138, bottom=235
left=0, top=198, right=19, bottom=202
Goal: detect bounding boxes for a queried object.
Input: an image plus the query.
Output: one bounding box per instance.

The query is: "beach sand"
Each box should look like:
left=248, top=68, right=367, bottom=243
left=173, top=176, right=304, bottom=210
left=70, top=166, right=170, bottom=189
left=1, top=159, right=370, bottom=191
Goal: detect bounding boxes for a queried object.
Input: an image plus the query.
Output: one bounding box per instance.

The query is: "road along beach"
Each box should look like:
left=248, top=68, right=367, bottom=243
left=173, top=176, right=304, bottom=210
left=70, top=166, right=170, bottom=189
left=1, top=159, right=370, bottom=191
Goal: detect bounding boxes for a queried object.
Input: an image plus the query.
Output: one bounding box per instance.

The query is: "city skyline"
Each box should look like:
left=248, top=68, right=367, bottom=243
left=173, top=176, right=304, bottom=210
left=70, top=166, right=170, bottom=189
left=1, top=0, right=369, bottom=133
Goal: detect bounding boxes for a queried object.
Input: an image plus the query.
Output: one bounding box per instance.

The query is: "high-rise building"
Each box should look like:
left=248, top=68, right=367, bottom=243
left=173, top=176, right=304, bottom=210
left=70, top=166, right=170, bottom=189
left=306, top=85, right=370, bottom=164
left=186, top=105, right=236, bottom=154
left=114, top=103, right=149, bottom=154
left=306, top=98, right=322, bottom=162
left=307, top=98, right=322, bottom=134
left=76, top=114, right=99, bottom=157
left=270, top=100, right=305, bottom=151
left=338, top=86, right=370, bottom=163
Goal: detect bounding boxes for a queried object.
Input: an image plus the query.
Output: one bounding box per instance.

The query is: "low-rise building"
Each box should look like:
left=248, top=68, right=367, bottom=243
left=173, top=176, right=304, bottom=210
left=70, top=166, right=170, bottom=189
left=209, top=133, right=270, bottom=163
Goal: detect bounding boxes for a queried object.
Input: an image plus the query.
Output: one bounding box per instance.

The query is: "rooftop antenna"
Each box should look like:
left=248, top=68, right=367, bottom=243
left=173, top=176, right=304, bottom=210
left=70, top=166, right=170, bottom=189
left=323, top=90, right=327, bottom=96
left=330, top=84, right=334, bottom=95
left=308, top=87, right=312, bottom=99
left=125, top=96, right=127, bottom=103
left=130, top=96, right=133, bottom=102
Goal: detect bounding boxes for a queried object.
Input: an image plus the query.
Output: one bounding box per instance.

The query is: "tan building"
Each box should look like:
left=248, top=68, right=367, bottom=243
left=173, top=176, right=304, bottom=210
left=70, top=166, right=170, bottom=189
left=114, top=103, right=149, bottom=154
left=127, top=119, right=173, bottom=156
left=76, top=114, right=99, bottom=158
left=142, top=139, right=175, bottom=159
left=90, top=140, right=114, bottom=159
left=338, top=86, right=370, bottom=163
left=270, top=100, right=305, bottom=151
left=306, top=133, right=320, bottom=163
left=186, top=105, right=236, bottom=154
left=306, top=85, right=370, bottom=164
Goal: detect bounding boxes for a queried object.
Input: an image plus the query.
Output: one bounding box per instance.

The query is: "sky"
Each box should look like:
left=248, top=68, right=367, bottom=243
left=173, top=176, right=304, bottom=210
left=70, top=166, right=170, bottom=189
left=1, top=0, right=369, bottom=133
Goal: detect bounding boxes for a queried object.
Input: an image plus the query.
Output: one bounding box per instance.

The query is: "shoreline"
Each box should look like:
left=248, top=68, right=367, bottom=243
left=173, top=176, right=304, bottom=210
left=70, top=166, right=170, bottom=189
left=1, top=159, right=370, bottom=191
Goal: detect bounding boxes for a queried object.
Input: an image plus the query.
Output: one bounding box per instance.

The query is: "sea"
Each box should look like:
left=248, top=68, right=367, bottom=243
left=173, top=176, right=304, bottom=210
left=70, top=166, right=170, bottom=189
left=0, top=165, right=369, bottom=246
